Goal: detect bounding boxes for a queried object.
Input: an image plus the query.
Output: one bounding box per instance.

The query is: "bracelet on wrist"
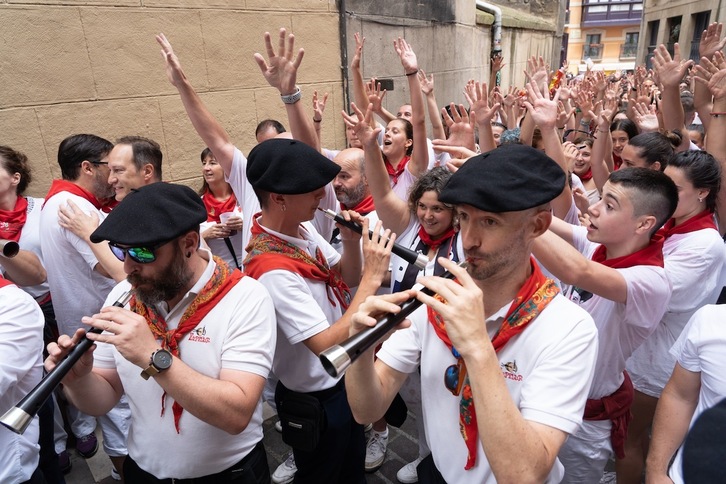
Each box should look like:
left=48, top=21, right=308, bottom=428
left=405, top=69, right=419, bottom=77
left=281, top=86, right=302, bottom=105
left=579, top=119, right=591, bottom=126
left=313, top=118, right=322, bottom=123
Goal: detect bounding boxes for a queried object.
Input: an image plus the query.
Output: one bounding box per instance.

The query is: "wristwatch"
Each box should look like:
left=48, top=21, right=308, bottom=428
left=281, top=86, right=302, bottom=104
left=140, top=349, right=173, bottom=380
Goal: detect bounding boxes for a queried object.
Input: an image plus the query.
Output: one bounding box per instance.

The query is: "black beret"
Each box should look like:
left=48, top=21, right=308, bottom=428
left=90, top=182, right=207, bottom=246
left=439, top=144, right=566, bottom=212
left=683, top=397, right=726, bottom=483
left=246, top=138, right=340, bottom=194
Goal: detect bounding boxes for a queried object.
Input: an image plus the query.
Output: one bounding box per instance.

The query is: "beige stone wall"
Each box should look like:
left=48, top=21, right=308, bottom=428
left=0, top=1, right=343, bottom=197
left=1, top=1, right=563, bottom=198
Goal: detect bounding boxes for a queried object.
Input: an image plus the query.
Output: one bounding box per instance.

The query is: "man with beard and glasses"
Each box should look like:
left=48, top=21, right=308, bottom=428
left=39, top=133, right=130, bottom=475
left=45, top=182, right=277, bottom=483
left=345, top=144, right=599, bottom=483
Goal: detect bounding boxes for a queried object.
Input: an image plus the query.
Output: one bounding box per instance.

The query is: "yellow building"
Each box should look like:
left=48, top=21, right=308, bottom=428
left=565, top=0, right=642, bottom=74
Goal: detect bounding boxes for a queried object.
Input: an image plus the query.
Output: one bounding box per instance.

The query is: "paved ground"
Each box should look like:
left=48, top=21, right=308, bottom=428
left=64, top=404, right=424, bottom=483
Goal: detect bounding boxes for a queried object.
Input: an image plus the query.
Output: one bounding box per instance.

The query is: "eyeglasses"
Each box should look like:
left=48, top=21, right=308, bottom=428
left=444, top=347, right=467, bottom=396
left=109, top=241, right=166, bottom=264
left=562, top=128, right=596, bottom=142
left=90, top=160, right=109, bottom=165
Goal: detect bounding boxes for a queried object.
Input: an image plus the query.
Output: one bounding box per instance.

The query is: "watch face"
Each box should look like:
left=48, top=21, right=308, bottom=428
left=154, top=350, right=173, bottom=369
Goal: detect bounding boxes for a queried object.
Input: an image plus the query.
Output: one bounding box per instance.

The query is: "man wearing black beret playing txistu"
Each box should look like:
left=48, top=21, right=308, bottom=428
left=346, top=144, right=600, bottom=483
left=45, top=182, right=277, bottom=483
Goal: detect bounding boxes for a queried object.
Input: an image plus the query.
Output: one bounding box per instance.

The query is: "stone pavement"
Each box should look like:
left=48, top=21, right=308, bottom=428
left=64, top=404, right=423, bottom=484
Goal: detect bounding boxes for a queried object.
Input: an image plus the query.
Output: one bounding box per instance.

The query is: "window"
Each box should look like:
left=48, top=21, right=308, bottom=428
left=691, top=11, right=711, bottom=60
left=582, top=0, right=642, bottom=26
left=645, top=19, right=660, bottom=69
left=621, top=32, right=638, bottom=59
left=584, top=34, right=603, bottom=60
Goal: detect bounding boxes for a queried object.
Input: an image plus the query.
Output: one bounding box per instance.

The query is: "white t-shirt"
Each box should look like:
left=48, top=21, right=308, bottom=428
left=0, top=197, right=49, bottom=300
left=39, top=191, right=116, bottom=336
left=569, top=226, right=671, bottom=399
left=0, top=283, right=44, bottom=483
left=199, top=220, right=244, bottom=270
left=627, top=227, right=726, bottom=397
left=668, top=305, right=726, bottom=484
left=94, top=252, right=276, bottom=479
left=226, top=147, right=339, bottom=262
left=390, top=217, right=463, bottom=293
left=252, top=219, right=344, bottom=393
left=377, top=292, right=599, bottom=483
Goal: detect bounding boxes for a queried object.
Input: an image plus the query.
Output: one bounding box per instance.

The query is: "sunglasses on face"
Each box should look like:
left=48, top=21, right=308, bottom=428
left=109, top=241, right=167, bottom=264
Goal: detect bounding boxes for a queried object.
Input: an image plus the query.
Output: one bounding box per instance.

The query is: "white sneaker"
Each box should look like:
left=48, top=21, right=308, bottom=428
left=396, top=456, right=424, bottom=483
left=110, top=466, right=121, bottom=481
left=364, top=427, right=389, bottom=472
left=271, top=452, right=296, bottom=484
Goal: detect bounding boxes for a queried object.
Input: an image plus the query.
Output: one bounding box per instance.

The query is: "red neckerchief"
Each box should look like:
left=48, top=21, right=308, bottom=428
left=613, top=153, right=623, bottom=171
left=578, top=168, right=593, bottom=181
left=0, top=275, right=13, bottom=289
left=427, top=258, right=559, bottom=470
left=244, top=214, right=351, bottom=310
left=585, top=371, right=633, bottom=459
left=99, top=197, right=118, bottom=214
left=130, top=256, right=243, bottom=433
left=42, top=180, right=104, bottom=210
left=341, top=194, right=375, bottom=216
left=0, top=197, right=28, bottom=242
left=201, top=189, right=238, bottom=223
left=656, top=209, right=717, bottom=239
left=417, top=225, right=457, bottom=251
left=591, top=234, right=665, bottom=268
left=384, top=155, right=410, bottom=185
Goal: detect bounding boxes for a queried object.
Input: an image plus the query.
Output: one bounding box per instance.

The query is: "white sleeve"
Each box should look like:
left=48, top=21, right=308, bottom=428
left=0, top=286, right=44, bottom=394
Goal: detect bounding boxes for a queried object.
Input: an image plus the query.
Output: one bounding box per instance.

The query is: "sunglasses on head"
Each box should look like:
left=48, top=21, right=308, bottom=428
left=109, top=241, right=167, bottom=264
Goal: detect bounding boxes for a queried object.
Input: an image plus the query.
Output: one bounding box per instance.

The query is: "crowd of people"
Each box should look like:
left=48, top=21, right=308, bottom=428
left=2, top=21, right=726, bottom=484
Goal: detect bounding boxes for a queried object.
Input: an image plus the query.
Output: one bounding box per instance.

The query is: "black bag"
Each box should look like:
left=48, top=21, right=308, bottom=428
left=277, top=390, right=327, bottom=452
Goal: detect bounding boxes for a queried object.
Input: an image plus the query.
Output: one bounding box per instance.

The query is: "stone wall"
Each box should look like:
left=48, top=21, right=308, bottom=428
left=1, top=0, right=564, bottom=197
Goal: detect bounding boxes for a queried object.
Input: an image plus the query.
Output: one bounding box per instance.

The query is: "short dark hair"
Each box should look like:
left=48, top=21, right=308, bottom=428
left=115, top=136, right=163, bottom=181
left=669, top=150, right=721, bottom=213
left=407, top=166, right=453, bottom=214
left=608, top=167, right=678, bottom=236
left=0, top=146, right=31, bottom=195
left=57, top=134, right=113, bottom=181
left=255, top=119, right=286, bottom=139
left=628, top=132, right=682, bottom=170
left=610, top=119, right=639, bottom=140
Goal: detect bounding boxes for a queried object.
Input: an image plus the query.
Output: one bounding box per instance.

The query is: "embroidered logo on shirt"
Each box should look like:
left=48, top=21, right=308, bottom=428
left=501, top=360, right=522, bottom=382
left=188, top=327, right=211, bottom=343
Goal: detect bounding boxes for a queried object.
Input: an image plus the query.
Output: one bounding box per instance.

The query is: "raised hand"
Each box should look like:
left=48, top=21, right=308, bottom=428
left=313, top=90, right=329, bottom=122
left=491, top=53, right=505, bottom=73
left=418, top=69, right=435, bottom=95
left=253, top=28, right=304, bottom=95
left=393, top=37, right=418, bottom=74
left=365, top=77, right=387, bottom=113
left=463, top=80, right=500, bottom=124
left=653, top=43, right=694, bottom=89
left=524, top=55, right=549, bottom=93
left=699, top=22, right=726, bottom=59
left=632, top=101, right=660, bottom=132
left=523, top=79, right=559, bottom=129
left=440, top=103, right=476, bottom=152
left=342, top=102, right=381, bottom=148
left=694, top=51, right=726, bottom=100
left=352, top=32, right=365, bottom=70
left=156, top=33, right=188, bottom=87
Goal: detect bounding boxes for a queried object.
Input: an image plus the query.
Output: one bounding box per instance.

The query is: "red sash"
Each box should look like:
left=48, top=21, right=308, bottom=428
left=591, top=234, right=665, bottom=269
left=201, top=190, right=238, bottom=223
left=244, top=215, right=351, bottom=310
left=428, top=258, right=559, bottom=470
left=341, top=194, right=375, bottom=216
left=42, top=180, right=104, bottom=211
left=0, top=197, right=28, bottom=242
left=130, top=257, right=243, bottom=433
left=417, top=225, right=457, bottom=251
left=656, top=209, right=717, bottom=239
left=384, top=155, right=410, bottom=185
left=584, top=371, right=633, bottom=459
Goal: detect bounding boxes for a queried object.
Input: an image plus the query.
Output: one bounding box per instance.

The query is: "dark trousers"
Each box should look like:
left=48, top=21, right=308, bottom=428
left=417, top=454, right=447, bottom=484
left=123, top=441, right=270, bottom=483
left=275, top=381, right=366, bottom=484
left=21, top=468, right=48, bottom=484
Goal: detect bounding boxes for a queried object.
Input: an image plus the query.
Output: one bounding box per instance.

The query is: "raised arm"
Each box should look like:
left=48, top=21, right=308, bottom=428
left=254, top=28, right=319, bottom=151
left=343, top=103, right=411, bottom=235
left=653, top=43, right=694, bottom=152
left=590, top=99, right=618, bottom=193
left=394, top=38, right=429, bottom=177
left=419, top=69, right=446, bottom=141
left=695, top=23, right=726, bottom=132
left=156, top=33, right=235, bottom=176
left=523, top=80, right=572, bottom=219
left=463, top=80, right=500, bottom=153
left=312, top=90, right=329, bottom=146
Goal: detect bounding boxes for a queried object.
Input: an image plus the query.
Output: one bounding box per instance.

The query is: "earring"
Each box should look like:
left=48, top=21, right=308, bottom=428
left=698, top=197, right=704, bottom=203
left=281, top=204, right=287, bottom=212
left=186, top=251, right=192, bottom=258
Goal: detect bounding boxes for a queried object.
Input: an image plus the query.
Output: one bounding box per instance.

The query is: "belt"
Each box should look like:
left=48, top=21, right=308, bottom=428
left=306, top=378, right=345, bottom=401
left=162, top=441, right=263, bottom=483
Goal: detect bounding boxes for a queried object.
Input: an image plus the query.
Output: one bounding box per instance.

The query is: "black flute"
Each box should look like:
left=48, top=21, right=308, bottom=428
left=318, top=208, right=427, bottom=270
left=319, top=264, right=463, bottom=378
left=0, top=291, right=134, bottom=434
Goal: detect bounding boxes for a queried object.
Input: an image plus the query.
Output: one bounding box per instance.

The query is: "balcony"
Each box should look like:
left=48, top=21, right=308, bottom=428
left=583, top=44, right=604, bottom=61
left=582, top=0, right=642, bottom=27
left=620, top=43, right=638, bottom=59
